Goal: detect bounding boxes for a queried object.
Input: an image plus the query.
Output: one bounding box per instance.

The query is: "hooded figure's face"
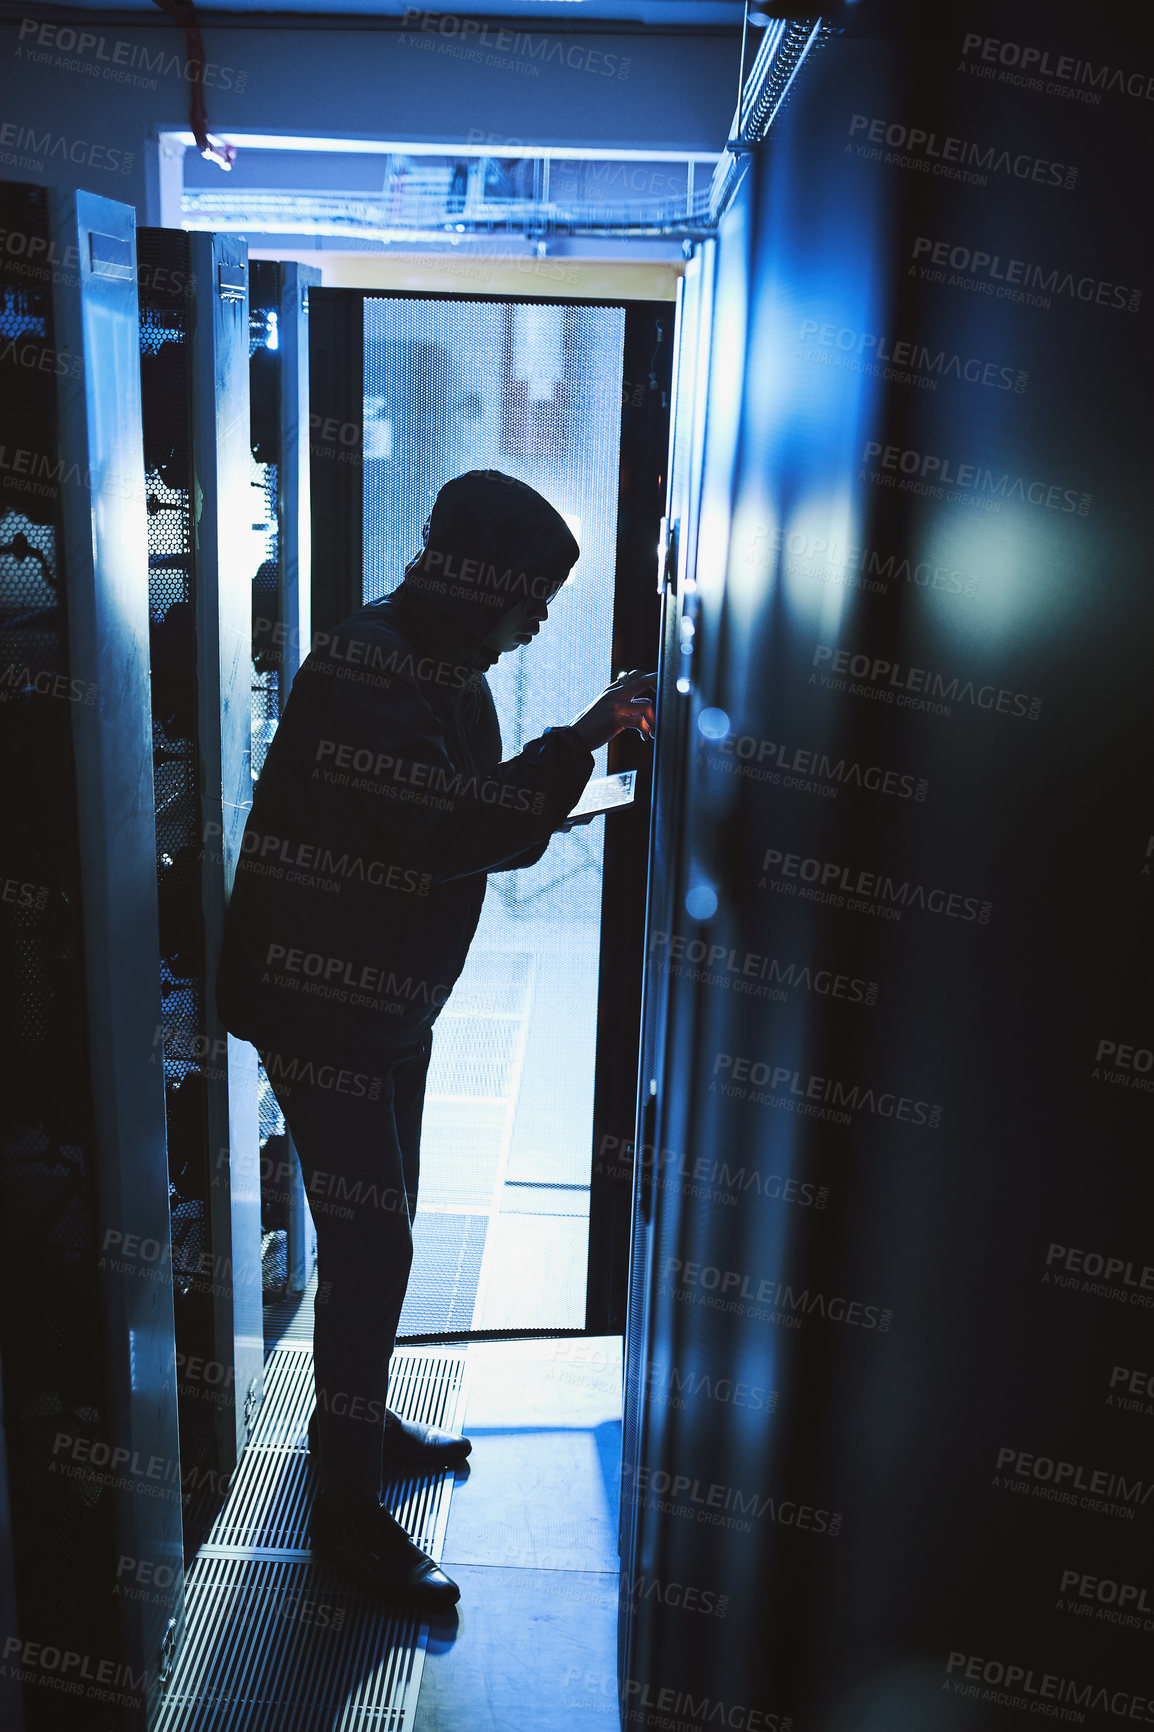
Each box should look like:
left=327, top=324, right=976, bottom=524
left=395, top=469, right=581, bottom=670
left=480, top=575, right=568, bottom=656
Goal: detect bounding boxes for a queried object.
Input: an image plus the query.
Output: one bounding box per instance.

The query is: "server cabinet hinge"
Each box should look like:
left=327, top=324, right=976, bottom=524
left=218, top=261, right=247, bottom=302
left=243, top=1376, right=261, bottom=1437
left=158, top=1618, right=177, bottom=1692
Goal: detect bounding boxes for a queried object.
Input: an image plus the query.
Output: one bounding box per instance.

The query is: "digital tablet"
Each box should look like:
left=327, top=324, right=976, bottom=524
left=567, top=770, right=637, bottom=821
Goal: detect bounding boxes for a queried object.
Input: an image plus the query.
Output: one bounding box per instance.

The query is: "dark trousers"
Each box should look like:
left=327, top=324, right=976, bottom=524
left=260, top=1032, right=434, bottom=1506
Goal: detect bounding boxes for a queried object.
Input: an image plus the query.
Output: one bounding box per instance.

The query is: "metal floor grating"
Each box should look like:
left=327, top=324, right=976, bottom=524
left=156, top=1556, right=425, bottom=1732
left=155, top=1345, right=468, bottom=1730
left=264, top=1271, right=320, bottom=1348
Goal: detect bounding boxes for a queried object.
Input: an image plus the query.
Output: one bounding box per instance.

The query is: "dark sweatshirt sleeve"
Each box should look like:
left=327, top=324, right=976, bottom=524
left=266, top=647, right=595, bottom=884
left=489, top=835, right=552, bottom=874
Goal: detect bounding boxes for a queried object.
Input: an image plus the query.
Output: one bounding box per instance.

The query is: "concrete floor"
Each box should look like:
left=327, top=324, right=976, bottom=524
left=414, top=1334, right=625, bottom=1732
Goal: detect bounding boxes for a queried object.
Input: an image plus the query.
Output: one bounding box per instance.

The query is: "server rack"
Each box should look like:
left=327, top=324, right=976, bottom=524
left=248, top=258, right=320, bottom=1301
left=137, top=229, right=263, bottom=1545
left=0, top=184, right=181, bottom=1731
left=618, top=242, right=716, bottom=1586
left=620, top=8, right=1154, bottom=1726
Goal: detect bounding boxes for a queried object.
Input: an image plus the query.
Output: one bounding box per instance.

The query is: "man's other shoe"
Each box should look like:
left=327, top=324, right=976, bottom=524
left=309, top=1492, right=461, bottom=1611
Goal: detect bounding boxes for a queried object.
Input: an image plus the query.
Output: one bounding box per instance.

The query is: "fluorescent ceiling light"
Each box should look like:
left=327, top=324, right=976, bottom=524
left=163, top=131, right=723, bottom=165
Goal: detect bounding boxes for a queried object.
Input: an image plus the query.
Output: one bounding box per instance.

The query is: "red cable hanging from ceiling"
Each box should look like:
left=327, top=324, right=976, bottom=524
left=149, top=0, right=237, bottom=170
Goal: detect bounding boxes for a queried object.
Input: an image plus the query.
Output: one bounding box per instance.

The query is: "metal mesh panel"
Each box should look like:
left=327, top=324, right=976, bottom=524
left=0, top=179, right=120, bottom=1727
left=363, top=295, right=625, bottom=1332
left=395, top=1212, right=488, bottom=1335
left=261, top=1228, right=288, bottom=1293
left=250, top=668, right=279, bottom=781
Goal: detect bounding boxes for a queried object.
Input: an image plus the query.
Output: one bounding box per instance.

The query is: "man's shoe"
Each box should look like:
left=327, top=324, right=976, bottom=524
left=309, top=1492, right=460, bottom=1611
left=306, top=1405, right=471, bottom=1471
left=381, top=1407, right=472, bottom=1469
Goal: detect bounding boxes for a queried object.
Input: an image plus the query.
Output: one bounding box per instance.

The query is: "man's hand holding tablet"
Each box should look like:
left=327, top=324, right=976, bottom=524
left=558, top=670, right=657, bottom=830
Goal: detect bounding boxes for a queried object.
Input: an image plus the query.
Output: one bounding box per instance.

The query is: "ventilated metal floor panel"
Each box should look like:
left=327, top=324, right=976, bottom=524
left=200, top=1346, right=466, bottom=1557
left=155, top=1557, right=424, bottom=1732
left=155, top=1345, right=468, bottom=1731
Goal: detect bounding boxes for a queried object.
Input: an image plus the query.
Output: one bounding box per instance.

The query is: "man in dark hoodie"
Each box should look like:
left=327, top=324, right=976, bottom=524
left=215, top=469, right=655, bottom=1611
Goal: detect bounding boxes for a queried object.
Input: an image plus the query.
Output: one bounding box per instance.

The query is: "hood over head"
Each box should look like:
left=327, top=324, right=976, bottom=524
left=386, top=470, right=581, bottom=670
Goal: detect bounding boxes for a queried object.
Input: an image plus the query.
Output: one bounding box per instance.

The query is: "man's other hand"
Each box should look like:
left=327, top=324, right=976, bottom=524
left=569, top=670, right=657, bottom=752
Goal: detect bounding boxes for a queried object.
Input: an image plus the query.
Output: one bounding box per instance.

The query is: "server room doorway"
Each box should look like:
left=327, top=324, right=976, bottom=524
left=308, top=287, right=671, bottom=1341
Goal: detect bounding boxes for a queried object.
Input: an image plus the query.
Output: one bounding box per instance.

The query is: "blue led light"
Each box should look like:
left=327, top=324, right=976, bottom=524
left=697, top=706, right=730, bottom=740
left=686, top=884, right=718, bottom=920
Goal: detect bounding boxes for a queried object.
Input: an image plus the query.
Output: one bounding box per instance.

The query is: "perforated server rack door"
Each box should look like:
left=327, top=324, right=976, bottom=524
left=586, top=300, right=671, bottom=1337
left=249, top=260, right=320, bottom=1300
left=310, top=287, right=670, bottom=1344
left=0, top=183, right=183, bottom=1731
left=138, top=228, right=263, bottom=1521
left=617, top=242, right=717, bottom=1677
left=307, top=287, right=362, bottom=644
